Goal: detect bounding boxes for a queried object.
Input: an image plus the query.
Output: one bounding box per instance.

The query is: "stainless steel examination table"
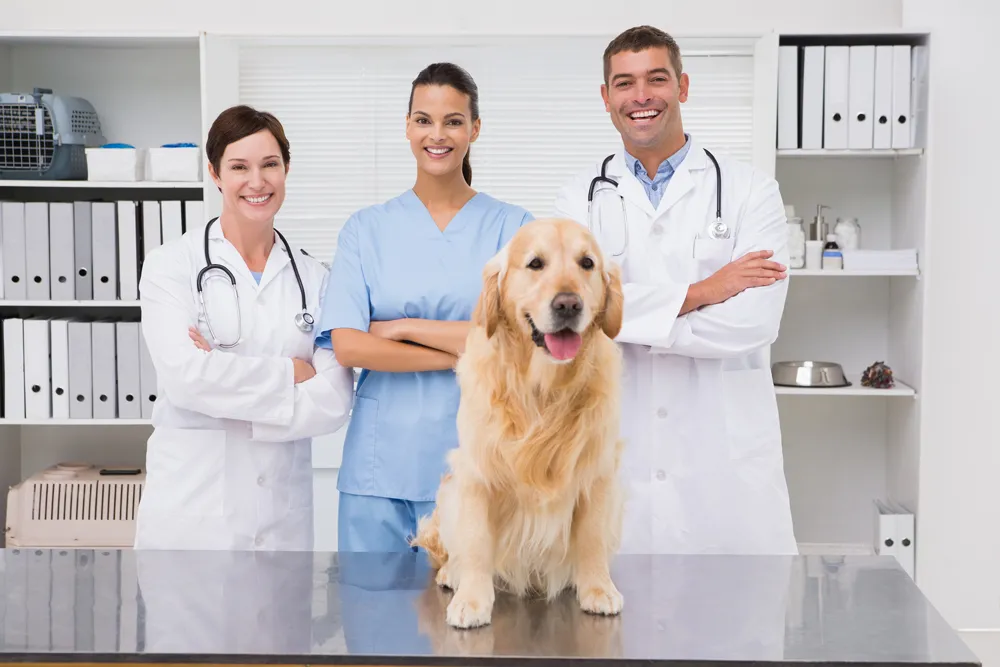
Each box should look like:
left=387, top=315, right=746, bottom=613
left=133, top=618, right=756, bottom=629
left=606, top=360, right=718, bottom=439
left=0, top=548, right=981, bottom=667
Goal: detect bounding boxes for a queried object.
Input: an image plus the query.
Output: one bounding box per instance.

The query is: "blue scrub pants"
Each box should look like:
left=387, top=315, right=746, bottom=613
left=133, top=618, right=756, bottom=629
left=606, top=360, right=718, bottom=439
left=338, top=492, right=436, bottom=552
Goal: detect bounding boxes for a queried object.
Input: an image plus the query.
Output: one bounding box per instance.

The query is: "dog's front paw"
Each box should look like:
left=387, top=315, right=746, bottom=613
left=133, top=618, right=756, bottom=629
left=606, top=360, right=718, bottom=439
left=577, top=579, right=623, bottom=616
left=436, top=562, right=458, bottom=590
left=446, top=581, right=495, bottom=629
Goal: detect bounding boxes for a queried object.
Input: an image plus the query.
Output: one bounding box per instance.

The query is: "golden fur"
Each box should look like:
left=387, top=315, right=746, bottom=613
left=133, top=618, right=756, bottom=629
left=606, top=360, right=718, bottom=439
left=411, top=217, right=626, bottom=629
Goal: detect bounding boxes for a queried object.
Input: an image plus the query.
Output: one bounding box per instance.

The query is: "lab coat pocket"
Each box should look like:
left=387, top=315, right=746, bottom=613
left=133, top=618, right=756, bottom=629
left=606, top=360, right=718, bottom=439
left=145, top=428, right=226, bottom=517
left=692, top=237, right=736, bottom=282
left=722, top=368, right=780, bottom=460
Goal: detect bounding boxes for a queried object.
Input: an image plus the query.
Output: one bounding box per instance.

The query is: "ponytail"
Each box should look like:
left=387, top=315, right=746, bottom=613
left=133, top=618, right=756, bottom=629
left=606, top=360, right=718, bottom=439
left=462, top=149, right=473, bottom=185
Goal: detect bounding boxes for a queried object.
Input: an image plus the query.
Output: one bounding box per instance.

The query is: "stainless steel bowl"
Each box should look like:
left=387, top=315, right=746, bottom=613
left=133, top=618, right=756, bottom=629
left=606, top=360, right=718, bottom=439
left=771, top=361, right=851, bottom=388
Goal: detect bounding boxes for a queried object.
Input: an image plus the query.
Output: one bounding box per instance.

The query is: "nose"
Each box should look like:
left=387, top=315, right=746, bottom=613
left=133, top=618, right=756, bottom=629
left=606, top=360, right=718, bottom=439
left=551, top=292, right=583, bottom=321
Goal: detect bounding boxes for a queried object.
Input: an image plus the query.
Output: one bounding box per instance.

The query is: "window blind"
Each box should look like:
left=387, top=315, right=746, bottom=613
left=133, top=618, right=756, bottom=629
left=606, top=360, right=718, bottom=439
left=238, top=37, right=758, bottom=263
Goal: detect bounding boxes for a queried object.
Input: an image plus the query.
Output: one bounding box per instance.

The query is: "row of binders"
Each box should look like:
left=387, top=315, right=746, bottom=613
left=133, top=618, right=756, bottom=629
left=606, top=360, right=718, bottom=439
left=874, top=498, right=915, bottom=579
left=1, top=317, right=158, bottom=420
left=0, top=199, right=205, bottom=301
left=777, top=43, right=924, bottom=150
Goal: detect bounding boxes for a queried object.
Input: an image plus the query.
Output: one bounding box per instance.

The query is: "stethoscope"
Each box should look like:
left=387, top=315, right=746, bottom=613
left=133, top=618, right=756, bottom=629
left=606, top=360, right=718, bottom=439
left=586, top=148, right=726, bottom=257
left=197, top=216, right=315, bottom=349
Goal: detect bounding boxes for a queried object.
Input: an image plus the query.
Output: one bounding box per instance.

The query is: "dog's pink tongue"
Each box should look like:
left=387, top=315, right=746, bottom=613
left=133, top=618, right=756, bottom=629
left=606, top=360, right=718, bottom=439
left=544, top=331, right=582, bottom=360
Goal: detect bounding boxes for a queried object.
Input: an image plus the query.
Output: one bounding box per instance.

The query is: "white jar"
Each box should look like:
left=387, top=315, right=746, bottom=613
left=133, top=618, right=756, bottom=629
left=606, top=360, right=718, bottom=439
left=787, top=217, right=806, bottom=269
left=834, top=217, right=861, bottom=250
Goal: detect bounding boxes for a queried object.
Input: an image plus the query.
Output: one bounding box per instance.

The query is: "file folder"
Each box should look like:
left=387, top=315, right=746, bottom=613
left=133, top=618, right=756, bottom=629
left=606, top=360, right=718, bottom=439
left=68, top=320, right=93, bottom=419
left=848, top=45, right=875, bottom=149
left=777, top=46, right=799, bottom=149
left=139, top=332, right=158, bottom=419
left=3, top=317, right=25, bottom=419
left=50, top=319, right=70, bottom=419
left=161, top=200, right=184, bottom=243
left=142, top=200, right=161, bottom=259
left=2, top=201, right=27, bottom=300
left=800, top=46, right=825, bottom=150
left=91, top=320, right=118, bottom=418
left=892, top=45, right=912, bottom=149
left=74, top=201, right=94, bottom=300
left=872, top=45, right=894, bottom=149
left=184, top=200, right=205, bottom=236
left=874, top=498, right=915, bottom=579
left=823, top=46, right=849, bottom=149
left=91, top=203, right=118, bottom=301
left=118, top=201, right=139, bottom=302
left=115, top=321, right=142, bottom=419
left=24, top=202, right=50, bottom=300
left=22, top=318, right=51, bottom=419
left=49, top=202, right=77, bottom=301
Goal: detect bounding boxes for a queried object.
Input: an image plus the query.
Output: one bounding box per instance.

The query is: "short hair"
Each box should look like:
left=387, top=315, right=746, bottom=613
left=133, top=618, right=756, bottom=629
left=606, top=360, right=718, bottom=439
left=603, top=25, right=683, bottom=85
left=206, top=105, right=291, bottom=175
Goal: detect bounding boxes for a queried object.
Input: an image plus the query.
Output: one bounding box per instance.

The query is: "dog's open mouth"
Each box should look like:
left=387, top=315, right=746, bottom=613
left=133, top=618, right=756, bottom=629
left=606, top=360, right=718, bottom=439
left=526, top=314, right=582, bottom=361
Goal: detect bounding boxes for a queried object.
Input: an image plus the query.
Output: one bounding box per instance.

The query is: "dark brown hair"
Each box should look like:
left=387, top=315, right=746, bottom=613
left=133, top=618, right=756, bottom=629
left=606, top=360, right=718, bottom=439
left=603, top=25, right=683, bottom=85
left=206, top=104, right=291, bottom=177
left=408, top=63, right=480, bottom=185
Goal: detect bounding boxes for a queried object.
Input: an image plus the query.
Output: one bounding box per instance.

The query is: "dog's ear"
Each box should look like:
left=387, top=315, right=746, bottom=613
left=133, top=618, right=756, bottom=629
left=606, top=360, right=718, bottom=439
left=473, top=249, right=506, bottom=338
left=599, top=262, right=624, bottom=340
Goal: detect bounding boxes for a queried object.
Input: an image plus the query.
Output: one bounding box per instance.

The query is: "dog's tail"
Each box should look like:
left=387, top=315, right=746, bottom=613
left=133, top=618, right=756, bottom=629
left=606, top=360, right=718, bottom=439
left=410, top=508, right=448, bottom=570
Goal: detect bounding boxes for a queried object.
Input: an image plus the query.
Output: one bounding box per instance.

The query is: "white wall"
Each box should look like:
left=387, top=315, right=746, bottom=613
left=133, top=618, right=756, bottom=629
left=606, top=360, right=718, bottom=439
left=900, top=1, right=1000, bottom=664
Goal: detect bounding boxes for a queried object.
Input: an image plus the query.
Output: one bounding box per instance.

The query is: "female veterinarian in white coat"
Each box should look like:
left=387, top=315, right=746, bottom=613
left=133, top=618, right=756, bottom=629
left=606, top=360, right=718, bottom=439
left=553, top=26, right=798, bottom=556
left=133, top=105, right=354, bottom=551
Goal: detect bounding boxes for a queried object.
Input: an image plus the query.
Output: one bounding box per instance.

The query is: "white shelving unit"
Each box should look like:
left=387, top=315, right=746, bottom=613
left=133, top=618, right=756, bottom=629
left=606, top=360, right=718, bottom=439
left=0, top=29, right=933, bottom=565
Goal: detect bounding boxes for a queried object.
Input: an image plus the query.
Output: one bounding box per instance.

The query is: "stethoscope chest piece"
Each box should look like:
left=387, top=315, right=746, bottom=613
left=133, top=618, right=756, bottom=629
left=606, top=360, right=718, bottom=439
left=295, top=310, right=315, bottom=333
left=708, top=218, right=730, bottom=240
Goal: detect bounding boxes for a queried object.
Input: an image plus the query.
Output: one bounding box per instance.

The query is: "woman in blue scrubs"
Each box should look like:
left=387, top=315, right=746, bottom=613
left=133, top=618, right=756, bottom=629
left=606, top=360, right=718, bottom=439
left=315, top=62, right=534, bottom=552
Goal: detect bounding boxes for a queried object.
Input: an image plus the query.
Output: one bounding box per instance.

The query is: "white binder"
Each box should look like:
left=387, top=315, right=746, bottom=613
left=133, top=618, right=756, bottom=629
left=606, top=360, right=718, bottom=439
left=872, top=45, right=894, bottom=149
left=115, top=321, right=142, bottom=419
left=142, top=200, right=162, bottom=258
left=118, top=201, right=139, bottom=302
left=892, top=45, right=912, bottom=149
left=22, top=318, right=51, bottom=419
left=91, top=320, right=118, bottom=418
left=848, top=45, right=875, bottom=149
left=91, top=202, right=118, bottom=301
left=24, top=202, right=51, bottom=300
left=874, top=498, right=915, bottom=579
left=49, top=202, right=77, bottom=301
left=2, top=201, right=27, bottom=300
left=73, top=201, right=94, bottom=300
left=68, top=320, right=93, bottom=418
left=184, top=200, right=205, bottom=235
left=50, top=319, right=71, bottom=419
left=800, top=46, right=825, bottom=150
left=822, top=46, right=849, bottom=149
left=139, top=332, right=158, bottom=419
left=161, top=200, right=184, bottom=243
left=777, top=46, right=799, bottom=149
left=3, top=317, right=25, bottom=419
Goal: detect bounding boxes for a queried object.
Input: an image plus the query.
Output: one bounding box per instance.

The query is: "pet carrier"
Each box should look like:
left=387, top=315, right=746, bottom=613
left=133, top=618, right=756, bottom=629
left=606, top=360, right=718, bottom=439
left=0, top=87, right=106, bottom=180
left=4, top=462, right=144, bottom=548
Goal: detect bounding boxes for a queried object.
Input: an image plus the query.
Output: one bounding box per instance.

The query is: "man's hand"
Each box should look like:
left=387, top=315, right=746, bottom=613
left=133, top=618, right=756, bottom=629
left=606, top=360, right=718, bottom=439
left=292, top=358, right=316, bottom=384
left=692, top=250, right=787, bottom=308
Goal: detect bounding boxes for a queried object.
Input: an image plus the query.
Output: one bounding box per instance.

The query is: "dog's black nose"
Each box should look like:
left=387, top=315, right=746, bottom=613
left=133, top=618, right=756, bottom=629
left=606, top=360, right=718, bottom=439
left=551, top=292, right=583, bottom=320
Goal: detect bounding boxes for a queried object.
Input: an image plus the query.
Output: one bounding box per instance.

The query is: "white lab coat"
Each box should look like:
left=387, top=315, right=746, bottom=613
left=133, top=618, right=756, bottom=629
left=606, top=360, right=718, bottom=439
left=553, top=138, right=798, bottom=555
left=134, top=221, right=354, bottom=551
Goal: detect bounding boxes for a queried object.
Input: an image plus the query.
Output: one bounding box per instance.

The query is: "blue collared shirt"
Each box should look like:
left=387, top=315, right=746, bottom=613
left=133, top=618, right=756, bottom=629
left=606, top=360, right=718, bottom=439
left=624, top=133, right=692, bottom=208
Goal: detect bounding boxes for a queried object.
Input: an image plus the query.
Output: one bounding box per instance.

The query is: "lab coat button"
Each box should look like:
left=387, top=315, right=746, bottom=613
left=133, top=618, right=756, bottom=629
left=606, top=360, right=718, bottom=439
left=652, top=223, right=664, bottom=235
left=257, top=476, right=265, bottom=485
left=657, top=407, right=668, bottom=418
left=656, top=469, right=666, bottom=481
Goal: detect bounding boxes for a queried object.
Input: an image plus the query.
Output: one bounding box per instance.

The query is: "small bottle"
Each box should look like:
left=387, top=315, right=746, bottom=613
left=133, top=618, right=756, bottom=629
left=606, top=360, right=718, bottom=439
left=822, top=234, right=843, bottom=270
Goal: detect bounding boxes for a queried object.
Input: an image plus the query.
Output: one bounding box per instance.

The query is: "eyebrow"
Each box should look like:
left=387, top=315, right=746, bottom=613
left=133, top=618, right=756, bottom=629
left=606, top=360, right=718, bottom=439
left=412, top=110, right=467, bottom=119
left=228, top=155, right=281, bottom=162
left=611, top=67, right=672, bottom=83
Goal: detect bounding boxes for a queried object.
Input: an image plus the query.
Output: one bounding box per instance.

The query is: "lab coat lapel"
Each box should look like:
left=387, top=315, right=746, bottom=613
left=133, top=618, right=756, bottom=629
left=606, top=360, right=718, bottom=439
left=256, top=238, right=289, bottom=294
left=655, top=142, right=707, bottom=216
left=610, top=152, right=657, bottom=220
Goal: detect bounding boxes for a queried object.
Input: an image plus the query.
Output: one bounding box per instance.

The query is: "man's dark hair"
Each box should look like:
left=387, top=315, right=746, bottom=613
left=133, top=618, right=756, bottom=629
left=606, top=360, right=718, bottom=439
left=603, top=25, right=683, bottom=85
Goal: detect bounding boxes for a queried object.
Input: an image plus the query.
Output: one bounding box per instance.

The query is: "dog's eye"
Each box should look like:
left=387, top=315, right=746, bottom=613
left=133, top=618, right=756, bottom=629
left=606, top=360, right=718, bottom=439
left=579, top=257, right=595, bottom=270
left=527, top=257, right=544, bottom=270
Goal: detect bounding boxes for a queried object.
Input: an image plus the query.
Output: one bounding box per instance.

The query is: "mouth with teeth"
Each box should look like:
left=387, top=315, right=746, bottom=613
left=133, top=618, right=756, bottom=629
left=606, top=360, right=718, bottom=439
left=424, top=146, right=453, bottom=159
left=525, top=314, right=583, bottom=362
left=627, top=108, right=663, bottom=124
left=241, top=194, right=272, bottom=206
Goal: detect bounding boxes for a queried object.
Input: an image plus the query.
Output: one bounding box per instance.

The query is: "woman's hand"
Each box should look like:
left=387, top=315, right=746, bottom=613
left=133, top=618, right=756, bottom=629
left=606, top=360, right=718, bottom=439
left=189, top=326, right=212, bottom=351
left=369, top=320, right=406, bottom=341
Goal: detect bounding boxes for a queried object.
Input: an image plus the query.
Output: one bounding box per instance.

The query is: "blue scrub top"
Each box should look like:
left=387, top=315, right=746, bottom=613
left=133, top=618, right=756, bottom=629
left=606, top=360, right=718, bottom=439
left=316, top=189, right=533, bottom=502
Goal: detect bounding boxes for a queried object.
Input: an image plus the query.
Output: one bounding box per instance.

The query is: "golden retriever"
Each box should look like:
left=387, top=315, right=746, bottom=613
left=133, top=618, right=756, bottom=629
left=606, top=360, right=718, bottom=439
left=410, top=217, right=626, bottom=629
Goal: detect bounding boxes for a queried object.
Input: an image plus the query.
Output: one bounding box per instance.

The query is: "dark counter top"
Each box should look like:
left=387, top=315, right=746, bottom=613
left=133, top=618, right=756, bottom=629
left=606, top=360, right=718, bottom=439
left=0, top=548, right=980, bottom=666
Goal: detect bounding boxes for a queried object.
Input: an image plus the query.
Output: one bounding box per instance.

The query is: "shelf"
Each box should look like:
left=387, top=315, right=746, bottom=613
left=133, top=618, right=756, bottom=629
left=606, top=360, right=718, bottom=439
left=790, top=268, right=919, bottom=276
left=775, top=378, right=916, bottom=397
left=777, top=149, right=923, bottom=158
left=0, top=418, right=151, bottom=426
left=0, top=301, right=140, bottom=308
left=0, top=180, right=203, bottom=189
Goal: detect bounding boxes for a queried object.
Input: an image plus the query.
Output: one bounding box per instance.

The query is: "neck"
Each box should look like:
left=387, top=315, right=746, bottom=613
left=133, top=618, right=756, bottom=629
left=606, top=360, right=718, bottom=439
left=627, top=130, right=687, bottom=179
left=412, top=168, right=476, bottom=210
left=219, top=211, right=274, bottom=273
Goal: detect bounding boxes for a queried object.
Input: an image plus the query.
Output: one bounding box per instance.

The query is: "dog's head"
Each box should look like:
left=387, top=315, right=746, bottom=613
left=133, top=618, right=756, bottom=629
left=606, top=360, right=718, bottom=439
left=473, top=217, right=623, bottom=363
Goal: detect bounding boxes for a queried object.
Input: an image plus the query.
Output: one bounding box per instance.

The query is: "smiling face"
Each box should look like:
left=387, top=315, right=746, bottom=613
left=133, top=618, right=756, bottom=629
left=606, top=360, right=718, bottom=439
left=476, top=218, right=624, bottom=364
left=208, top=128, right=288, bottom=224
left=406, top=83, right=480, bottom=179
left=601, top=46, right=689, bottom=153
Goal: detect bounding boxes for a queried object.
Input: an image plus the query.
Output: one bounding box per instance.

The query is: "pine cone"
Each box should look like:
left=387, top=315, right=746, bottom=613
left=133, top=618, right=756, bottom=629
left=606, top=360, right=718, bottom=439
left=861, top=361, right=895, bottom=389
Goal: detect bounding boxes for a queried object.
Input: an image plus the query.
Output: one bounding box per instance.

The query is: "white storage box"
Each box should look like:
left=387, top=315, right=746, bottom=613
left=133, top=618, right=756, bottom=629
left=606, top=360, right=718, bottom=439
left=147, top=145, right=201, bottom=182
left=85, top=146, right=146, bottom=181
left=4, top=462, right=144, bottom=548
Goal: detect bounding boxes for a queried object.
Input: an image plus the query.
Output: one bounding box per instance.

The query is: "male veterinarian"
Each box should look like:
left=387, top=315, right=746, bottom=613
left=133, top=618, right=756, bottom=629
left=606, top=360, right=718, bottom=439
left=553, top=25, right=797, bottom=555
